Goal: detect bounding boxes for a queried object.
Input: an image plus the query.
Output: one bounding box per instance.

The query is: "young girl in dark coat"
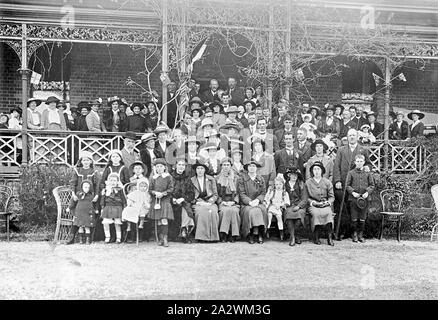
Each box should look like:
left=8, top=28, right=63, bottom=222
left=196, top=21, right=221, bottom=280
left=149, top=158, right=174, bottom=247
left=100, top=172, right=127, bottom=243
left=66, top=151, right=100, bottom=244
left=67, top=180, right=98, bottom=244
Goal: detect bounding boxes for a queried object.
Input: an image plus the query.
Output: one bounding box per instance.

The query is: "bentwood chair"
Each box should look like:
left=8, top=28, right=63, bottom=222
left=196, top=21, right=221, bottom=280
left=0, top=185, right=13, bottom=241
left=53, top=186, right=74, bottom=244
left=379, top=189, right=404, bottom=242
left=430, top=185, right=438, bottom=241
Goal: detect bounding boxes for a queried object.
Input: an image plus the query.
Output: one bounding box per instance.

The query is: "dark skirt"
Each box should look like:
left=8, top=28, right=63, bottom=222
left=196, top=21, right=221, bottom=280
left=101, top=206, right=123, bottom=220
left=284, top=206, right=306, bottom=225
left=72, top=201, right=95, bottom=228
left=149, top=198, right=174, bottom=221
left=240, top=204, right=268, bottom=238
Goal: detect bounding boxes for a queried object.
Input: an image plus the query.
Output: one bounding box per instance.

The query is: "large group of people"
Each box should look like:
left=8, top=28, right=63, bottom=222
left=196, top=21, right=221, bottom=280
left=0, top=76, right=430, bottom=245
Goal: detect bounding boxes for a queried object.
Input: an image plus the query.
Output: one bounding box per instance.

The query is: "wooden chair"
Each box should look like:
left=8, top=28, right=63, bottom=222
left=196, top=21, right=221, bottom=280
left=53, top=186, right=73, bottom=244
left=430, top=184, right=438, bottom=241
left=0, top=185, right=13, bottom=241
left=123, top=182, right=139, bottom=245
left=379, top=189, right=404, bottom=242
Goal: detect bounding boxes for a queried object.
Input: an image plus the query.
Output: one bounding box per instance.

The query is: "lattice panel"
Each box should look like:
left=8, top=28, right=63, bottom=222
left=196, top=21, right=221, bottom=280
left=29, top=134, right=69, bottom=165
left=365, top=144, right=382, bottom=172
left=76, top=135, right=122, bottom=167
left=0, top=133, right=19, bottom=166
left=391, top=146, right=418, bottom=173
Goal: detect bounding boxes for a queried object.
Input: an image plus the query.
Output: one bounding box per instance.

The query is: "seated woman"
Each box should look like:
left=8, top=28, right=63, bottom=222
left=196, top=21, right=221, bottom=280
left=284, top=167, right=307, bottom=246
left=191, top=160, right=220, bottom=242
left=216, top=157, right=240, bottom=243
left=238, top=159, right=268, bottom=244
left=170, top=157, right=196, bottom=243
left=304, top=161, right=335, bottom=246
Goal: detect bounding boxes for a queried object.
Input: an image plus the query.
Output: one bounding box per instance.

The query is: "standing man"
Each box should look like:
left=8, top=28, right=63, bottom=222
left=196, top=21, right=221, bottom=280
left=293, top=127, right=313, bottom=176
left=166, top=81, right=179, bottom=129
left=275, top=115, right=297, bottom=150
left=274, top=132, right=299, bottom=175
left=333, top=128, right=371, bottom=241
left=227, top=77, right=245, bottom=107
left=121, top=131, right=140, bottom=173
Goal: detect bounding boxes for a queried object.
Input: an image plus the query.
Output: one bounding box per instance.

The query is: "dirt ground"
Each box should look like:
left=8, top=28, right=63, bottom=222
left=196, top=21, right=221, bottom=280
left=1, top=238, right=437, bottom=300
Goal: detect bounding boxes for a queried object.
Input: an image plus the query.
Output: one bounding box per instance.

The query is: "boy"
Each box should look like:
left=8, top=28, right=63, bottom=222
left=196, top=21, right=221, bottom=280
left=345, top=154, right=375, bottom=243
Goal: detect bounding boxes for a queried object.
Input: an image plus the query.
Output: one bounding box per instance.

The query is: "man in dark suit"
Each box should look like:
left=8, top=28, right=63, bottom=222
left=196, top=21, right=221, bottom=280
left=389, top=111, right=410, bottom=140
left=166, top=81, right=179, bottom=129
left=201, top=79, right=221, bottom=104
left=274, top=132, right=299, bottom=174
left=227, top=77, right=245, bottom=106
left=270, top=104, right=287, bottom=134
left=367, top=111, right=384, bottom=139
left=339, top=110, right=358, bottom=138
left=275, top=115, right=298, bottom=149
left=293, top=127, right=313, bottom=176
left=333, top=128, right=371, bottom=241
left=349, top=106, right=368, bottom=129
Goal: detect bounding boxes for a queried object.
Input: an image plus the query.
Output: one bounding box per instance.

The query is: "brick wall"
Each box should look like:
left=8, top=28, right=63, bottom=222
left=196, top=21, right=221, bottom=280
left=0, top=43, right=22, bottom=113
left=69, top=43, right=161, bottom=108
left=390, top=60, right=438, bottom=114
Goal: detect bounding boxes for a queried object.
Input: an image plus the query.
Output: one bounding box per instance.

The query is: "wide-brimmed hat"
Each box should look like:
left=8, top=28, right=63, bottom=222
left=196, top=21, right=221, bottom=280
left=361, top=124, right=371, bottom=130
left=27, top=97, right=42, bottom=107
left=243, top=99, right=257, bottom=109
left=141, top=132, right=156, bottom=143
left=309, top=161, right=326, bottom=176
left=356, top=196, right=368, bottom=210
left=311, top=139, right=328, bottom=152
left=309, top=105, right=320, bottom=115
left=77, top=101, right=91, bottom=111
left=192, top=160, right=209, bottom=171
left=407, top=109, right=425, bottom=120
left=283, top=166, right=303, bottom=181
left=46, top=96, right=60, bottom=105
left=190, top=105, right=203, bottom=116
left=185, top=135, right=201, bottom=146
left=201, top=142, right=220, bottom=151
left=10, top=106, right=22, bottom=114
left=130, top=102, right=144, bottom=111
left=333, top=104, right=344, bottom=113
left=90, top=98, right=103, bottom=106
left=189, top=96, right=203, bottom=107
left=145, top=100, right=158, bottom=109
left=107, top=96, right=122, bottom=106
left=225, top=105, right=239, bottom=114
left=56, top=101, right=67, bottom=110
left=154, top=124, right=170, bottom=135
left=243, top=158, right=262, bottom=171
left=325, top=104, right=335, bottom=112
left=220, top=157, right=233, bottom=166
left=154, top=158, right=167, bottom=167
left=204, top=104, right=213, bottom=114
left=200, top=118, right=214, bottom=129
left=207, top=129, right=221, bottom=138
left=220, top=123, right=241, bottom=132
left=124, top=131, right=138, bottom=141
left=231, top=149, right=243, bottom=156
left=129, top=161, right=148, bottom=174
left=366, top=111, right=376, bottom=118
left=302, top=113, right=313, bottom=121
left=209, top=101, right=223, bottom=112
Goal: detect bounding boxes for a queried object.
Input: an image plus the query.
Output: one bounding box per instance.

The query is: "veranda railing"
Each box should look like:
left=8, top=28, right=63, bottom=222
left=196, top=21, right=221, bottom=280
left=0, top=129, right=432, bottom=174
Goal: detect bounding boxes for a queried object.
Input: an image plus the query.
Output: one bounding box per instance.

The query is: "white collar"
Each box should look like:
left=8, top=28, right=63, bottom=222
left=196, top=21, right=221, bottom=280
left=153, top=172, right=170, bottom=179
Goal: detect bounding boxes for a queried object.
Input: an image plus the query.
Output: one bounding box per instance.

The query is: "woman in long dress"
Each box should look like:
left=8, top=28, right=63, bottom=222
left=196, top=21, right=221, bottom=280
left=216, top=157, right=240, bottom=243
left=238, top=159, right=268, bottom=244
left=304, top=161, right=335, bottom=246
left=191, top=161, right=220, bottom=242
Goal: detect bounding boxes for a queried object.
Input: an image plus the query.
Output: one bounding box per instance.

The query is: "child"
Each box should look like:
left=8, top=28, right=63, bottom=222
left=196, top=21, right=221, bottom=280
left=149, top=158, right=174, bottom=247
left=99, top=149, right=130, bottom=194
left=66, top=180, right=98, bottom=244
left=346, top=154, right=375, bottom=243
left=264, top=176, right=290, bottom=241
left=67, top=151, right=100, bottom=244
left=122, top=178, right=151, bottom=243
left=129, top=161, right=148, bottom=182
left=300, top=114, right=317, bottom=142
left=100, top=172, right=127, bottom=243
left=358, top=124, right=376, bottom=144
